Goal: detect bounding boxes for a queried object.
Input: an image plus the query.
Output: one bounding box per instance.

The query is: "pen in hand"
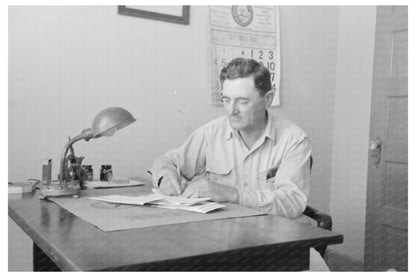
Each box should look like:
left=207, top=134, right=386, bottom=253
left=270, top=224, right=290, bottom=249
left=146, top=161, right=182, bottom=195
left=175, top=156, right=183, bottom=195
left=146, top=170, right=163, bottom=188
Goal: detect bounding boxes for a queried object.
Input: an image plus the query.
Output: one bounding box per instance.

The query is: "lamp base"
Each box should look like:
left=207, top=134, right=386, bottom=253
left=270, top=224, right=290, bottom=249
left=39, top=180, right=81, bottom=200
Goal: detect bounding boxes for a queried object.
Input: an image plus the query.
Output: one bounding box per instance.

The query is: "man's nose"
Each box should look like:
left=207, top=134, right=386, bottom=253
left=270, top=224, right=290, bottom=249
left=227, top=100, right=239, bottom=115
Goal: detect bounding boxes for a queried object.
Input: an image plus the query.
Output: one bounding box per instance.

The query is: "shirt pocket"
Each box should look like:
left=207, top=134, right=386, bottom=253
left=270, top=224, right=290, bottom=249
left=256, top=170, right=277, bottom=190
left=206, top=162, right=233, bottom=185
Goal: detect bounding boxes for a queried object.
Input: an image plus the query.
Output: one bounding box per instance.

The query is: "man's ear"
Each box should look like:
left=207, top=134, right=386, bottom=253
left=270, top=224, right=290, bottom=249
left=265, top=90, right=275, bottom=108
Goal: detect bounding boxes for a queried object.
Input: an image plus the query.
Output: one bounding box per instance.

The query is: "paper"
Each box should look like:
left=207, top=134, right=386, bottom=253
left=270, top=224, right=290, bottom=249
left=151, top=188, right=210, bottom=205
left=51, top=186, right=265, bottom=231
left=149, top=189, right=225, bottom=213
left=152, top=202, right=226, bottom=214
left=90, top=190, right=224, bottom=213
left=84, top=179, right=145, bottom=189
left=8, top=180, right=38, bottom=194
left=90, top=194, right=164, bottom=205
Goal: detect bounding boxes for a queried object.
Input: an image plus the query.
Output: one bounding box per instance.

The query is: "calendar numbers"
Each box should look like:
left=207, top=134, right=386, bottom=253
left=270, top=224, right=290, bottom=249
left=248, top=49, right=277, bottom=81
left=250, top=49, right=274, bottom=61
left=266, top=61, right=275, bottom=71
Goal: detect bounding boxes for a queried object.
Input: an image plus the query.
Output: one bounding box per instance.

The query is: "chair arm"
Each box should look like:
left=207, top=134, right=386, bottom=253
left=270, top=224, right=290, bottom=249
left=303, top=205, right=332, bottom=231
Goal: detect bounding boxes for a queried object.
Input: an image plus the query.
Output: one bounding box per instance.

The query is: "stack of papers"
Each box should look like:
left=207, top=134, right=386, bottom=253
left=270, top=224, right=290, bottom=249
left=90, top=194, right=165, bottom=205
left=152, top=202, right=226, bottom=213
left=8, top=180, right=39, bottom=194
left=89, top=190, right=225, bottom=214
left=150, top=189, right=225, bottom=213
left=150, top=189, right=210, bottom=204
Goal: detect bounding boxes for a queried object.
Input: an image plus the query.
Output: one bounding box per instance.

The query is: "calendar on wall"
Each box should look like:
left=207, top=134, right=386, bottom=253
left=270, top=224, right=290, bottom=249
left=209, top=6, right=281, bottom=106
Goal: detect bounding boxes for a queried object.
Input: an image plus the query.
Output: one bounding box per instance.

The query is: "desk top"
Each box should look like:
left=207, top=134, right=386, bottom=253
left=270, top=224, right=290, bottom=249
left=9, top=177, right=343, bottom=271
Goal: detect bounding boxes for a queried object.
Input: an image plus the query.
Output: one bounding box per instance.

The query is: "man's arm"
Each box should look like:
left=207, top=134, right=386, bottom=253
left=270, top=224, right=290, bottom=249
left=182, top=178, right=239, bottom=203
left=150, top=127, right=207, bottom=195
left=237, top=136, right=312, bottom=219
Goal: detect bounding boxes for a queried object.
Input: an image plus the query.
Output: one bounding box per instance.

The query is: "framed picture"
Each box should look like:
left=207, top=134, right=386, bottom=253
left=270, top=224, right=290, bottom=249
left=118, top=6, right=190, bottom=25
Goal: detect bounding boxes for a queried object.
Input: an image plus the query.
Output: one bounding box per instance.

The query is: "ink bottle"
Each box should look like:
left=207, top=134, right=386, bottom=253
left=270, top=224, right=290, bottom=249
left=100, top=165, right=113, bottom=181
left=82, top=165, right=93, bottom=181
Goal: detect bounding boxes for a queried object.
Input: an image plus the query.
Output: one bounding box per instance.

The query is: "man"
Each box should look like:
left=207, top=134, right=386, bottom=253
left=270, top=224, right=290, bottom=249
left=150, top=57, right=312, bottom=219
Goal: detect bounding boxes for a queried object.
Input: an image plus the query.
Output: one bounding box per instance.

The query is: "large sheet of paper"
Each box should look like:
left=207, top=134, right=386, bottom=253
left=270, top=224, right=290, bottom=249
left=51, top=187, right=265, bottom=232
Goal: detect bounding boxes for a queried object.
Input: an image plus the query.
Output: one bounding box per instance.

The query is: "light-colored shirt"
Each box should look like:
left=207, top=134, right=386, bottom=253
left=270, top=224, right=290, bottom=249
left=150, top=112, right=312, bottom=219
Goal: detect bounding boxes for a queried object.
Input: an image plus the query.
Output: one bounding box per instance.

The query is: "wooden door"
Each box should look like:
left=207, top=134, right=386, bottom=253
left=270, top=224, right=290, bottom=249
left=364, top=6, right=408, bottom=271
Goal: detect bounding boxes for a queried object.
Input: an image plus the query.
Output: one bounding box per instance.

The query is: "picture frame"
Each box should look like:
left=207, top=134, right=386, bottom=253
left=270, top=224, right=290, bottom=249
left=118, top=6, right=190, bottom=25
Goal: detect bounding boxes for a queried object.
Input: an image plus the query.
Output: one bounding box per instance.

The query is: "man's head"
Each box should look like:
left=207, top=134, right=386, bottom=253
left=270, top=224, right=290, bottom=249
left=219, top=58, right=274, bottom=133
left=220, top=58, right=272, bottom=96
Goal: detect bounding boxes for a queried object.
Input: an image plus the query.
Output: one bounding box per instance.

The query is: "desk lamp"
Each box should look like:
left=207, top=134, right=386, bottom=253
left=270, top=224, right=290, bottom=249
left=39, top=107, right=136, bottom=199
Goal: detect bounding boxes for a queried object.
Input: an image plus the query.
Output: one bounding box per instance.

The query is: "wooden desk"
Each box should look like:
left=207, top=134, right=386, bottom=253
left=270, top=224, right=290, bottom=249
left=9, top=177, right=343, bottom=271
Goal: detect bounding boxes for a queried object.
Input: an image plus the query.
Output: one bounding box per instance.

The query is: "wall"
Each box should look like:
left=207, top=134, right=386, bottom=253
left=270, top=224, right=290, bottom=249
left=8, top=5, right=374, bottom=270
left=277, top=6, right=338, bottom=213
left=8, top=6, right=223, bottom=183
left=328, top=6, right=376, bottom=263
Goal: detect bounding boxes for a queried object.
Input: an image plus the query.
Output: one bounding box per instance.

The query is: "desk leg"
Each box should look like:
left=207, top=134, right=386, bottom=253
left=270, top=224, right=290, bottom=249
left=33, top=243, right=61, bottom=271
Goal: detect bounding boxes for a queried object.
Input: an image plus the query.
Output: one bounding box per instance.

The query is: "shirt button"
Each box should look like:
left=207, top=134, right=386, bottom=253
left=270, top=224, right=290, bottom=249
left=243, top=182, right=249, bottom=187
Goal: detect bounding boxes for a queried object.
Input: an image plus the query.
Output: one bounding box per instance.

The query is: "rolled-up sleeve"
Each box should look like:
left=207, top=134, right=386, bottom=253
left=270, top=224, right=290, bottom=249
left=237, top=136, right=312, bottom=219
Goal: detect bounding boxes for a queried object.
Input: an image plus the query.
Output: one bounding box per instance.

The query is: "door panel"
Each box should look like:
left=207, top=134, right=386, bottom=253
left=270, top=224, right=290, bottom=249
left=383, top=163, right=407, bottom=210
left=364, top=6, right=408, bottom=271
left=381, top=227, right=407, bottom=270
left=388, top=98, right=407, bottom=140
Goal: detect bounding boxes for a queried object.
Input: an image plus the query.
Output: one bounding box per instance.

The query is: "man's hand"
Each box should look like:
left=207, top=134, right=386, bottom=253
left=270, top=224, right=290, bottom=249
left=157, top=173, right=182, bottom=196
left=182, top=178, right=239, bottom=203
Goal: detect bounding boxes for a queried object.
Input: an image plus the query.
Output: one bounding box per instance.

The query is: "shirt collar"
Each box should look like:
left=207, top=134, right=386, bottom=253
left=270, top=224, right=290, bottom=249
left=262, top=111, right=277, bottom=144
left=224, top=118, right=234, bottom=141
left=224, top=111, right=277, bottom=144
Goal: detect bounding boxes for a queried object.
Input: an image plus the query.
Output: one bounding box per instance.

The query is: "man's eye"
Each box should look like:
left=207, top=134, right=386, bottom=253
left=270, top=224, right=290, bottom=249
left=239, top=99, right=249, bottom=105
left=222, top=98, right=230, bottom=103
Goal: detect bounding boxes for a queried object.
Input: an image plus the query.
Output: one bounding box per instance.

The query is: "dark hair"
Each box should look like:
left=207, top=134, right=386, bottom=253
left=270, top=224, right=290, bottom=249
left=219, top=57, right=272, bottom=96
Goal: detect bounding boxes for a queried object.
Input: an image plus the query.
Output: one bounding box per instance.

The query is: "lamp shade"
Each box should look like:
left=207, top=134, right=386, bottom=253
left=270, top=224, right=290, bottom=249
left=91, top=107, right=136, bottom=138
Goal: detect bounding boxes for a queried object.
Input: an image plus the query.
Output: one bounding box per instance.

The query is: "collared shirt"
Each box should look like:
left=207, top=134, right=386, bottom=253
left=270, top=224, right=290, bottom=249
left=150, top=112, right=312, bottom=219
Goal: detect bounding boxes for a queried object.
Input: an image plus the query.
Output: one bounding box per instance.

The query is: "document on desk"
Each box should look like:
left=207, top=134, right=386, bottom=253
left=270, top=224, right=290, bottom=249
left=50, top=187, right=265, bottom=232
left=90, top=194, right=165, bottom=205
left=90, top=190, right=225, bottom=213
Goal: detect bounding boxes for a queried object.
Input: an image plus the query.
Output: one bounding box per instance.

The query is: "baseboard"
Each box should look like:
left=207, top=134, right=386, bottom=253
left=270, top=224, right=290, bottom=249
left=325, top=248, right=364, bottom=271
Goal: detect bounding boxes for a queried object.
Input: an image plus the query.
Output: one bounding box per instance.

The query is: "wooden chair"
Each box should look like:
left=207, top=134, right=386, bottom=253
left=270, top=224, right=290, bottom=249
left=302, top=156, right=332, bottom=258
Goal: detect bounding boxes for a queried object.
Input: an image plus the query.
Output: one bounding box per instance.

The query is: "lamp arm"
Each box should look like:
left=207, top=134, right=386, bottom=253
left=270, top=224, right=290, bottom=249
left=59, top=129, right=93, bottom=182
left=69, top=143, right=75, bottom=158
